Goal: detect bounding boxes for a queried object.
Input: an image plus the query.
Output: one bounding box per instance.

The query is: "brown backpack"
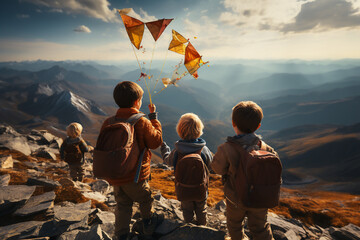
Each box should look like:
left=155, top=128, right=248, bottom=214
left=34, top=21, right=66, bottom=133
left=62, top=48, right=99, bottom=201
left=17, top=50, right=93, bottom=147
left=64, top=140, right=83, bottom=164
left=93, top=113, right=145, bottom=179
left=230, top=142, right=282, bottom=208
left=174, top=149, right=210, bottom=201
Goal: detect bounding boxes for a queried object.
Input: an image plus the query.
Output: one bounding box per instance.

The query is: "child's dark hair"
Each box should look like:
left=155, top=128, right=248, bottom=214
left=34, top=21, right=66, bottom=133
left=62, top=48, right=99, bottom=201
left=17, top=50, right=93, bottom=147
left=113, top=81, right=144, bottom=108
left=232, top=101, right=263, bottom=133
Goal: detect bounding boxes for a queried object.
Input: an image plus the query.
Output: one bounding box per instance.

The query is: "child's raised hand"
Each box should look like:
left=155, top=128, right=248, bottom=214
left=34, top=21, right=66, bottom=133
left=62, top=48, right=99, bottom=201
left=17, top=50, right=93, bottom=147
left=148, top=104, right=156, bottom=113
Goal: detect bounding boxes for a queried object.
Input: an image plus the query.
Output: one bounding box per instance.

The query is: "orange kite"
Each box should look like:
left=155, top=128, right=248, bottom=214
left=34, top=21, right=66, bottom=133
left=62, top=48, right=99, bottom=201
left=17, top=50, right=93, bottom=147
left=184, top=42, right=204, bottom=78
left=120, top=14, right=145, bottom=50
left=146, top=19, right=173, bottom=41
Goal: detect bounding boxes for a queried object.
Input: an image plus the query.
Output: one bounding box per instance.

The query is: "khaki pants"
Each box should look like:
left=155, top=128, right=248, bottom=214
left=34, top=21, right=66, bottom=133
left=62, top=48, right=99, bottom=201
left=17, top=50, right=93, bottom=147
left=226, top=199, right=274, bottom=240
left=113, top=180, right=153, bottom=235
left=68, top=163, right=85, bottom=181
left=181, top=199, right=207, bottom=225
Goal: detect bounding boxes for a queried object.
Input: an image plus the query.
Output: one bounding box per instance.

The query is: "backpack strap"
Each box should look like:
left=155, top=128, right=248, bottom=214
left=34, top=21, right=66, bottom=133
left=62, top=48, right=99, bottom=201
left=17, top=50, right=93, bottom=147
left=228, top=142, right=249, bottom=185
left=108, top=113, right=145, bottom=125
left=126, top=113, right=146, bottom=125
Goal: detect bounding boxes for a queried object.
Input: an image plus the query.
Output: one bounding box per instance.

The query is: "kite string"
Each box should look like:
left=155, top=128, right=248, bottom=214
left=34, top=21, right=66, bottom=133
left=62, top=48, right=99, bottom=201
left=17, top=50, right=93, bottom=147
left=131, top=44, right=152, bottom=105
left=154, top=86, right=167, bottom=96
left=153, top=50, right=168, bottom=92
left=153, top=33, right=173, bottom=92
left=131, top=44, right=143, bottom=72
left=143, top=75, right=153, bottom=105
left=148, top=42, right=156, bottom=78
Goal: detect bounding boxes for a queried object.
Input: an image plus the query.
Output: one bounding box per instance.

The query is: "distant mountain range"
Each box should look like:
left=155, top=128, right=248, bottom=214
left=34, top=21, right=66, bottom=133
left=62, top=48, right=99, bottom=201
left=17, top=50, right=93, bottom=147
left=1, top=60, right=360, bottom=195
left=268, top=122, right=360, bottom=194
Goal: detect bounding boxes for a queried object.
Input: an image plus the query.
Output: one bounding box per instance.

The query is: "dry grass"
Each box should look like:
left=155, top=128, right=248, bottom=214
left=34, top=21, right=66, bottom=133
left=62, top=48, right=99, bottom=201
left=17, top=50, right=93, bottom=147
left=272, top=188, right=360, bottom=227
left=0, top=168, right=28, bottom=185
left=149, top=169, right=360, bottom=227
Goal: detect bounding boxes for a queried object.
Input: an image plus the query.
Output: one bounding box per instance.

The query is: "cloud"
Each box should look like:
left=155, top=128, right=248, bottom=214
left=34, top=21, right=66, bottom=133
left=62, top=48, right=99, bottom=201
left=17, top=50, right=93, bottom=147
left=117, top=8, right=156, bottom=22
left=220, top=0, right=305, bottom=30
left=281, top=0, right=360, bottom=33
left=17, top=14, right=30, bottom=19
left=49, top=8, right=63, bottom=13
left=74, top=25, right=91, bottom=33
left=23, top=0, right=119, bottom=22
left=0, top=39, right=133, bottom=61
left=219, top=0, right=360, bottom=33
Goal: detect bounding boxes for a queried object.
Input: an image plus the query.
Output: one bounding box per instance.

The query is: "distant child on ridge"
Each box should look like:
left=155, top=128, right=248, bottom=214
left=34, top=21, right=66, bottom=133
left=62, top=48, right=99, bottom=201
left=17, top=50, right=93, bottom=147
left=161, top=113, right=213, bottom=226
left=98, top=81, right=163, bottom=240
left=211, top=101, right=280, bottom=240
left=60, top=122, right=93, bottom=182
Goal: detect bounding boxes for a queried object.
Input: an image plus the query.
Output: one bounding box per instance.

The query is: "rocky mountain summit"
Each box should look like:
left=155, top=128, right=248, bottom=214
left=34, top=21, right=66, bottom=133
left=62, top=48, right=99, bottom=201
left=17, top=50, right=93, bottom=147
left=0, top=124, right=359, bottom=240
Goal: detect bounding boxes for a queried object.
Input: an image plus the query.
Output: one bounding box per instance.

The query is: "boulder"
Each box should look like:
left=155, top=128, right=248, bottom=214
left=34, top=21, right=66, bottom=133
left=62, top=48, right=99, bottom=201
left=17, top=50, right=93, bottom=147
left=90, top=209, right=115, bottom=237
left=0, top=127, right=31, bottom=156
left=35, top=201, right=92, bottom=238
left=58, top=230, right=87, bottom=240
left=329, top=223, right=360, bottom=240
left=23, top=237, right=50, bottom=240
left=30, top=130, right=57, bottom=145
left=268, top=212, right=308, bottom=239
left=0, top=125, right=21, bottom=136
left=34, top=148, right=57, bottom=161
left=75, top=224, right=111, bottom=240
left=215, top=200, right=226, bottom=212
left=158, top=223, right=226, bottom=240
left=0, top=185, right=36, bottom=216
left=39, top=217, right=89, bottom=238
left=0, top=221, right=45, bottom=240
left=50, top=138, right=63, bottom=149
left=91, top=179, right=110, bottom=194
left=13, top=191, right=56, bottom=217
left=54, top=201, right=92, bottom=224
left=82, top=192, right=107, bottom=202
left=0, top=154, right=13, bottom=169
left=0, top=174, right=10, bottom=186
left=27, top=177, right=61, bottom=189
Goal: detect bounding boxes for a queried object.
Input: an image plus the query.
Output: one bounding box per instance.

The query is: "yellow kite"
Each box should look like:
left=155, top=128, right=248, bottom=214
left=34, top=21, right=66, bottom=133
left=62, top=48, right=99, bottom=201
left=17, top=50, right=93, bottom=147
left=168, top=30, right=188, bottom=55
left=119, top=13, right=144, bottom=50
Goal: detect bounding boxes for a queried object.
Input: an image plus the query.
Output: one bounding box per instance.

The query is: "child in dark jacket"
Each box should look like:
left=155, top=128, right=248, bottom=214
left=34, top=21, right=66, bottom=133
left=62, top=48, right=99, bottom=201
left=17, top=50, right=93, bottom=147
left=161, top=113, right=212, bottom=225
left=211, top=101, right=277, bottom=240
left=60, top=122, right=93, bottom=182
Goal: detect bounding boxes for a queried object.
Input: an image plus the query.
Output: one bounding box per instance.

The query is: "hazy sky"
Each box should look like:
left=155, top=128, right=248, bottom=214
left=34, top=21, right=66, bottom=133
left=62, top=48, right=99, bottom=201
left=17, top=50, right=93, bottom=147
left=1, top=0, right=360, bottom=62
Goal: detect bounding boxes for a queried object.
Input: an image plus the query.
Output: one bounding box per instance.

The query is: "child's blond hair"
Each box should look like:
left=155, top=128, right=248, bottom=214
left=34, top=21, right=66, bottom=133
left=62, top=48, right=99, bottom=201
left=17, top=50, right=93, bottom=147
left=176, top=113, right=204, bottom=140
left=66, top=122, right=83, bottom=138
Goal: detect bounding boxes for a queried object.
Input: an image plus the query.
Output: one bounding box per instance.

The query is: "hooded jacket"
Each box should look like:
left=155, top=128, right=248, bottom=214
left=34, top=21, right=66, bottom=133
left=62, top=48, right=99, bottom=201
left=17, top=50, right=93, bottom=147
left=161, top=138, right=213, bottom=170
left=211, top=133, right=277, bottom=204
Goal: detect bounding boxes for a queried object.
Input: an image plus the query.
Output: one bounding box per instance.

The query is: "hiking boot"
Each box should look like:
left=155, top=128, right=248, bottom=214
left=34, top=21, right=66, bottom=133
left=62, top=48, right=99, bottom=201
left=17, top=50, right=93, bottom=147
left=142, top=212, right=164, bottom=236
